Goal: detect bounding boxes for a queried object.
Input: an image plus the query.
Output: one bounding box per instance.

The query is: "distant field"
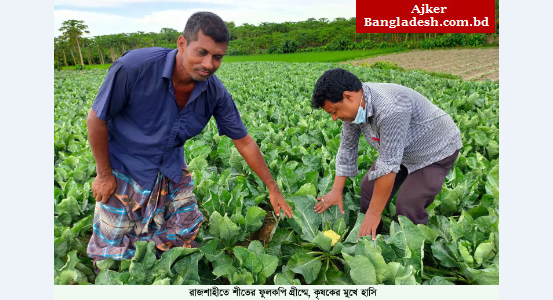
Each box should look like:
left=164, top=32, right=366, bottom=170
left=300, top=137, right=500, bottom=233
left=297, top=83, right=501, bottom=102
left=223, top=48, right=405, bottom=63
left=60, top=48, right=405, bottom=70
left=343, top=48, right=499, bottom=82
left=61, top=64, right=111, bottom=70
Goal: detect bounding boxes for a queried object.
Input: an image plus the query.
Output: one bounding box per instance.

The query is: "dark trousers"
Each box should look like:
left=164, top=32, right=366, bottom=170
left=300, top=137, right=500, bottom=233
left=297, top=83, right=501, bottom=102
left=360, top=150, right=459, bottom=230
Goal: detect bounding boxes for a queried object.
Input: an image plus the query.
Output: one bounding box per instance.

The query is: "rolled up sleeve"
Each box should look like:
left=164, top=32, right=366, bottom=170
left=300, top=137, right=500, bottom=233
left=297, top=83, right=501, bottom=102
left=368, top=95, right=412, bottom=181
left=335, top=121, right=362, bottom=177
left=212, top=90, right=248, bottom=140
left=91, top=62, right=130, bottom=121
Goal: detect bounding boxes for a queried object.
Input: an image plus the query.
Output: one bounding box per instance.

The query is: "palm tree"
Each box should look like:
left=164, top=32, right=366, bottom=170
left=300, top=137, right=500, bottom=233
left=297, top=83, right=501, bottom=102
left=59, top=20, right=90, bottom=67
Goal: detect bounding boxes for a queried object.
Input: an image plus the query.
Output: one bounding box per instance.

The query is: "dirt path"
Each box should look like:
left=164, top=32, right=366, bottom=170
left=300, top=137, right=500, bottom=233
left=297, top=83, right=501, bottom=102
left=342, top=48, right=499, bottom=82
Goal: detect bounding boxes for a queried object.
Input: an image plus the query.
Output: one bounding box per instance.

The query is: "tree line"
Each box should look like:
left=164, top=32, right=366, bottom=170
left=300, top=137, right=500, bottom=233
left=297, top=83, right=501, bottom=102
left=55, top=6, right=499, bottom=69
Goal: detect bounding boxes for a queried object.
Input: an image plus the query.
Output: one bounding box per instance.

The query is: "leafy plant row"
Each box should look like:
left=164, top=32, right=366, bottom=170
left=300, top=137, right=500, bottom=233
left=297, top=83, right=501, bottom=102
left=54, top=61, right=498, bottom=285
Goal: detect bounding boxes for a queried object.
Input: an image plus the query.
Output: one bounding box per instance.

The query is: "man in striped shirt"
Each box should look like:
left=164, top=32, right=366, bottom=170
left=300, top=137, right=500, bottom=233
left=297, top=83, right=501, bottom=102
left=311, top=68, right=462, bottom=241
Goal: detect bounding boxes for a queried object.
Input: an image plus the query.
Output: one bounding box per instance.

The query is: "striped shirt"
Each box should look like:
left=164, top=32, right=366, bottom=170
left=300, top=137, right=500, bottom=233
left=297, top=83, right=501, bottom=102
left=335, top=82, right=462, bottom=180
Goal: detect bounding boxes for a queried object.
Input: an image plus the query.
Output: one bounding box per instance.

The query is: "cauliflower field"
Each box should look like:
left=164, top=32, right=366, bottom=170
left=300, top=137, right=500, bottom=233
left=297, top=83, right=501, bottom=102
left=54, top=61, right=499, bottom=285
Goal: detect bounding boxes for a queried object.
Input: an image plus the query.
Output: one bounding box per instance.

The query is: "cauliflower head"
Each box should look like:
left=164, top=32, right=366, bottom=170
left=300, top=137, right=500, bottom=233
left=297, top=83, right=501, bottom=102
left=323, top=230, right=341, bottom=246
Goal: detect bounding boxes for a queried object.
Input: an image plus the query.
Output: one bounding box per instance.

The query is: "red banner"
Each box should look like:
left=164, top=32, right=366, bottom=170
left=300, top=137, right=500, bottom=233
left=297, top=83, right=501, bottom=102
left=356, top=0, right=496, bottom=33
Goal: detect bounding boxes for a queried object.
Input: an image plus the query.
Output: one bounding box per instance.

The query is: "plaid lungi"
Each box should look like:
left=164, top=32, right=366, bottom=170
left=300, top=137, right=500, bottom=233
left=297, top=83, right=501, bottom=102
left=87, top=168, right=203, bottom=264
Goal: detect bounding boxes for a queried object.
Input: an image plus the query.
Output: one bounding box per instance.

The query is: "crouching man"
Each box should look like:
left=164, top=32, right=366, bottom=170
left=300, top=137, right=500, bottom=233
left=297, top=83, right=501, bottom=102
left=311, top=68, right=461, bottom=240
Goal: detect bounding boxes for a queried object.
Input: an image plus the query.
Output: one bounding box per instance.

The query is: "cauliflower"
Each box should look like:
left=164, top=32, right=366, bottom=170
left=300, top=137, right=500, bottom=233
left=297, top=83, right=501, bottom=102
left=323, top=230, right=341, bottom=246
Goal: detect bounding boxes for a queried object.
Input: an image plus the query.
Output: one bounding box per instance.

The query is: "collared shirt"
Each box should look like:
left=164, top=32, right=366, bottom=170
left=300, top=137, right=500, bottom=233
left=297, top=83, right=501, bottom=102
left=92, top=47, right=248, bottom=190
left=335, top=82, right=462, bottom=181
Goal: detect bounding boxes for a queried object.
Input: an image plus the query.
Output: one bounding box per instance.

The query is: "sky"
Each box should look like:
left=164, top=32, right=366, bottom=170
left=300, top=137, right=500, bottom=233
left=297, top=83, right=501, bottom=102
left=54, top=0, right=356, bottom=38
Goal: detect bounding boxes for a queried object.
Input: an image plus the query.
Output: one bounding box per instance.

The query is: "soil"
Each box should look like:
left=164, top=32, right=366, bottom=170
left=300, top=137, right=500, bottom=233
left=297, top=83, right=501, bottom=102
left=249, top=211, right=279, bottom=245
left=341, top=48, right=499, bottom=82
left=236, top=206, right=279, bottom=248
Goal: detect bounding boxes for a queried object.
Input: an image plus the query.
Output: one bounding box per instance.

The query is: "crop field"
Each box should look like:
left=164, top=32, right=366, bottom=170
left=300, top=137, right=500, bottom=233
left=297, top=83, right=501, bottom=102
left=344, top=48, right=499, bottom=82
left=54, top=62, right=499, bottom=285
left=61, top=48, right=406, bottom=70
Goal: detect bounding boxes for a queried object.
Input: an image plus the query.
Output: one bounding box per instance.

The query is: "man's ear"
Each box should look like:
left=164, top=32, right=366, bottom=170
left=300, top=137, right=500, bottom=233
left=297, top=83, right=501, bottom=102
left=177, top=35, right=187, bottom=52
left=343, top=91, right=354, bottom=103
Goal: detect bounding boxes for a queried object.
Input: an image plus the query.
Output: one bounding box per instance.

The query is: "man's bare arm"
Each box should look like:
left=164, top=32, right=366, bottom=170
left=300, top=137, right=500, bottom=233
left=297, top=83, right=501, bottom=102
left=232, top=134, right=293, bottom=218
left=87, top=109, right=116, bottom=203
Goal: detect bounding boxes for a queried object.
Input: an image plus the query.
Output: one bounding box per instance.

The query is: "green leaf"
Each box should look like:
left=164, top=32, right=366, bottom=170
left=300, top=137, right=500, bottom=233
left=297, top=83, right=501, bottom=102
left=248, top=240, right=265, bottom=256
left=151, top=247, right=184, bottom=278
left=130, top=241, right=157, bottom=280
left=258, top=253, right=279, bottom=279
left=192, top=144, right=212, bottom=160
left=287, top=251, right=322, bottom=284
left=431, top=239, right=459, bottom=268
left=474, top=242, right=494, bottom=267
left=302, top=155, right=321, bottom=172
left=245, top=206, right=267, bottom=235
left=274, top=273, right=294, bottom=285
left=200, top=239, right=225, bottom=262
left=94, top=270, right=124, bottom=285
left=312, top=231, right=332, bottom=253
left=267, top=229, right=297, bottom=257
left=423, top=276, right=455, bottom=285
left=382, top=262, right=418, bottom=285
left=355, top=239, right=389, bottom=283
left=279, top=165, right=300, bottom=194
left=344, top=213, right=365, bottom=244
left=473, top=131, right=490, bottom=146
left=212, top=264, right=238, bottom=279
left=188, top=157, right=208, bottom=172
left=294, top=183, right=317, bottom=197
left=487, top=140, right=499, bottom=158
left=171, top=253, right=204, bottom=283
left=54, top=196, right=81, bottom=226
left=417, top=224, right=439, bottom=244
left=219, top=215, right=241, bottom=247
left=287, top=195, right=321, bottom=242
left=332, top=218, right=348, bottom=237
left=152, top=278, right=171, bottom=285
left=342, top=253, right=377, bottom=285
left=325, top=267, right=353, bottom=285
left=461, top=263, right=499, bottom=285
left=397, top=216, right=426, bottom=257
left=485, top=165, right=499, bottom=199
left=96, top=259, right=117, bottom=271
left=317, top=172, right=333, bottom=197
left=458, top=241, right=474, bottom=267
left=54, top=236, right=68, bottom=259
left=231, top=269, right=255, bottom=285
left=428, top=215, right=452, bottom=242
left=229, top=147, right=246, bottom=172
left=217, top=137, right=233, bottom=166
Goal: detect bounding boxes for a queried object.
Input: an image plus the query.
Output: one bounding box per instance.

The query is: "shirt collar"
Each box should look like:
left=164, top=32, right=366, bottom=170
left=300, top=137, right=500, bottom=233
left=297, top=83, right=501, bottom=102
left=362, top=83, right=373, bottom=119
left=162, top=48, right=208, bottom=100
left=162, top=49, right=178, bottom=79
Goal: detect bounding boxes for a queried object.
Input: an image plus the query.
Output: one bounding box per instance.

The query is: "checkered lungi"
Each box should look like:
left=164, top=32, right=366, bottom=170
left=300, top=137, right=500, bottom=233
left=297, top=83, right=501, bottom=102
left=86, top=168, right=203, bottom=264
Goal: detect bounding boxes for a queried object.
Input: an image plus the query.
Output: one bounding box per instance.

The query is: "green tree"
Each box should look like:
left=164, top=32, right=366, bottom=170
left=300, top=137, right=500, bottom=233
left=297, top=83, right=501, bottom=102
left=59, top=20, right=90, bottom=67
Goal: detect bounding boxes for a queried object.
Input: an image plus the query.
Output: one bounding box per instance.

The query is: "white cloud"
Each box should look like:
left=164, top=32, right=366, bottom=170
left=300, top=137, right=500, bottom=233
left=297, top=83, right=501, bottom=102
left=54, top=1, right=355, bottom=37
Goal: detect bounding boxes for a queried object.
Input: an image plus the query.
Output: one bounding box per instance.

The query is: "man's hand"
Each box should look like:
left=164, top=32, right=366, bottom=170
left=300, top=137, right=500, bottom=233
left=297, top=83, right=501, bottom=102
left=314, top=189, right=344, bottom=214
left=269, top=188, right=293, bottom=218
left=357, top=210, right=381, bottom=241
left=232, top=134, right=294, bottom=218
left=92, top=174, right=117, bottom=204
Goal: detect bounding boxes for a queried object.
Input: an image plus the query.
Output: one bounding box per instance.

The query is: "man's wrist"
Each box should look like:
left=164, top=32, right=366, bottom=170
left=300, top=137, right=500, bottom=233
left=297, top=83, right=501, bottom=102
left=96, top=167, right=113, bottom=178
left=366, top=206, right=382, bottom=217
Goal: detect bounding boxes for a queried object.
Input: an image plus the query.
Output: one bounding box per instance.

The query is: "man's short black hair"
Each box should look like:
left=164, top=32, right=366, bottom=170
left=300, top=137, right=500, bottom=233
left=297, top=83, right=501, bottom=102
left=311, top=68, right=362, bottom=109
left=183, top=11, right=230, bottom=45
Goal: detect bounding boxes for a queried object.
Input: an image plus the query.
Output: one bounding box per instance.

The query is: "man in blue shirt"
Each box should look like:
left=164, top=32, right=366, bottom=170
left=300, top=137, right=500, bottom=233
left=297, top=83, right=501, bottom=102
left=86, top=12, right=293, bottom=264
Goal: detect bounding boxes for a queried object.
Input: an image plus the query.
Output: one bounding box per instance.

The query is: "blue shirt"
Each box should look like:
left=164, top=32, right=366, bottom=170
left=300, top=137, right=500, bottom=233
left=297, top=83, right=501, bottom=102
left=92, top=47, right=248, bottom=190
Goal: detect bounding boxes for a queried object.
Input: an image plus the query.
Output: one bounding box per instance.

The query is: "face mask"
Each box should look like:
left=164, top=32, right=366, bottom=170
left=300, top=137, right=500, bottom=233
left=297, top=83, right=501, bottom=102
left=352, top=94, right=366, bottom=124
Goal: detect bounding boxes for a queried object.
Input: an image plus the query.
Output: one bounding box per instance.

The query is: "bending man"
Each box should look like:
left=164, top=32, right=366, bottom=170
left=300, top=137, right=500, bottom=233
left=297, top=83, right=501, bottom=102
left=86, top=12, right=293, bottom=265
left=311, top=68, right=461, bottom=241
